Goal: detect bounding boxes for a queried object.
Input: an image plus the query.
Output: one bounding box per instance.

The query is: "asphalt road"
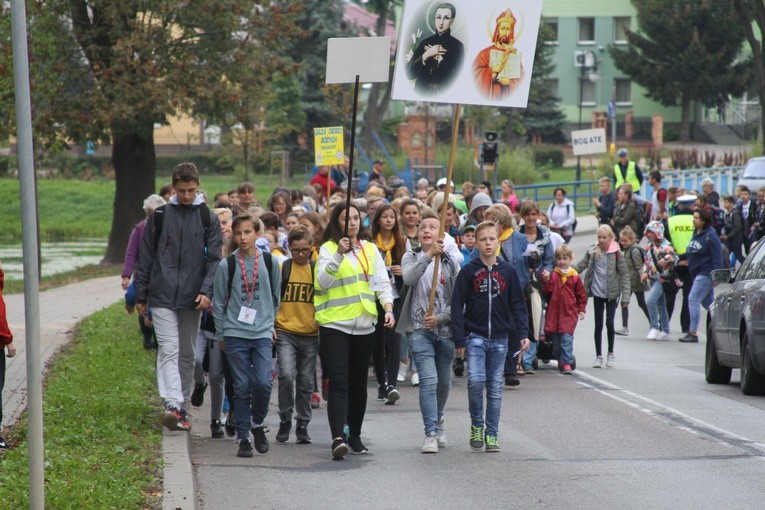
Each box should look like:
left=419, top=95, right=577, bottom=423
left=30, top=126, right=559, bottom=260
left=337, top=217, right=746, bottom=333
left=190, top=232, right=765, bottom=510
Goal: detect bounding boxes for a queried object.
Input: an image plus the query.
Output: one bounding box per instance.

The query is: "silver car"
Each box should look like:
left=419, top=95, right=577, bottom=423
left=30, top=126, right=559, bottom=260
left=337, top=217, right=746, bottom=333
left=736, top=156, right=765, bottom=194
left=706, top=239, right=765, bottom=395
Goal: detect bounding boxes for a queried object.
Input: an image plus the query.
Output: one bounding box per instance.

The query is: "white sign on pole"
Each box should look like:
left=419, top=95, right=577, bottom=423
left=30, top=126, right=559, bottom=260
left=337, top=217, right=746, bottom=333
left=391, top=0, right=543, bottom=108
left=571, top=128, right=607, bottom=156
left=326, top=37, right=391, bottom=84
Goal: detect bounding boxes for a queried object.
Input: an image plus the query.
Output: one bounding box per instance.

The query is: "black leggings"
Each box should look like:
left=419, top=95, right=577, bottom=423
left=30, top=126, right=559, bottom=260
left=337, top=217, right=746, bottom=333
left=621, top=291, right=649, bottom=327
left=593, top=296, right=618, bottom=357
left=373, top=302, right=401, bottom=389
left=0, top=352, right=5, bottom=425
left=319, top=326, right=375, bottom=439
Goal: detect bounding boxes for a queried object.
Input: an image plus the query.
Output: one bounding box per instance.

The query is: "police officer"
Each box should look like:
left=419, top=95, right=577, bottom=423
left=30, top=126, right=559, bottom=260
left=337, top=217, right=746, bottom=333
left=614, top=148, right=644, bottom=196
left=664, top=194, right=696, bottom=333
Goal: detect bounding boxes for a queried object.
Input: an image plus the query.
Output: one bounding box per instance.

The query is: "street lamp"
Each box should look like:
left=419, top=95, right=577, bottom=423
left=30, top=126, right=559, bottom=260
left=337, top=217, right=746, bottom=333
left=576, top=51, right=599, bottom=184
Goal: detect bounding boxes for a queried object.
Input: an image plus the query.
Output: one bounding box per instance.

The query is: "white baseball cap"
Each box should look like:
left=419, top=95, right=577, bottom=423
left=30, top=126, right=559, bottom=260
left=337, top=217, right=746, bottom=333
left=436, top=178, right=455, bottom=189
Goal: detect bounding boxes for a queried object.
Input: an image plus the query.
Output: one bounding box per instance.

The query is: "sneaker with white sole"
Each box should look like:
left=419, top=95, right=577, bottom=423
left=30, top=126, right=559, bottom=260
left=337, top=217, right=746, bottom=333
left=411, top=372, right=420, bottom=386
left=615, top=327, right=629, bottom=336
left=656, top=331, right=670, bottom=341
left=592, top=355, right=603, bottom=368
left=422, top=434, right=438, bottom=454
left=397, top=362, right=407, bottom=383
left=606, top=353, right=615, bottom=367
left=646, top=328, right=659, bottom=340
left=436, top=418, right=447, bottom=448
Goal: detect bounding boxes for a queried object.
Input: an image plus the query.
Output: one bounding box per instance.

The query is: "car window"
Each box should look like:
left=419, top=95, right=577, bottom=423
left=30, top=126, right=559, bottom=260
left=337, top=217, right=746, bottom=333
left=742, top=159, right=765, bottom=179
left=737, top=239, right=765, bottom=281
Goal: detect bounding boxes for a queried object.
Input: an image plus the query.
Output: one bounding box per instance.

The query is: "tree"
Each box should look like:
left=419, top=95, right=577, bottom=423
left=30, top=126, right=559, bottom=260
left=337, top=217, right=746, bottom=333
left=0, top=2, right=300, bottom=263
left=733, top=0, right=765, bottom=152
left=609, top=0, right=751, bottom=141
left=522, top=21, right=566, bottom=144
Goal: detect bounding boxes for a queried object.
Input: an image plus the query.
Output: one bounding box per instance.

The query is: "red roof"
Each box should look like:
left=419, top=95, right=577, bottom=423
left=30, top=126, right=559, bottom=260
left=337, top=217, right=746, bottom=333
left=343, top=1, right=397, bottom=53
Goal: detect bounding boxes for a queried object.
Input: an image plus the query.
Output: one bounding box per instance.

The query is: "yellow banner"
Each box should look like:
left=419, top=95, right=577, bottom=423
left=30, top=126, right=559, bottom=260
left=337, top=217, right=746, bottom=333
left=313, top=126, right=344, bottom=166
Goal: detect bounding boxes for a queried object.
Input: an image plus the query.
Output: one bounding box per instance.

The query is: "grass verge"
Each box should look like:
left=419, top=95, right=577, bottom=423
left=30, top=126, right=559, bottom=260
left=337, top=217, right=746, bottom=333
left=2, top=263, right=122, bottom=295
left=0, top=303, right=163, bottom=508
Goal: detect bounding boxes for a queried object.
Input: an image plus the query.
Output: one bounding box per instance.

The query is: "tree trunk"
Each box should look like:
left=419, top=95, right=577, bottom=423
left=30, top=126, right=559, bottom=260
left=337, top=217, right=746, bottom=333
left=680, top=92, right=691, bottom=141
left=361, top=2, right=394, bottom=152
left=103, top=127, right=156, bottom=264
left=733, top=0, right=765, bottom=154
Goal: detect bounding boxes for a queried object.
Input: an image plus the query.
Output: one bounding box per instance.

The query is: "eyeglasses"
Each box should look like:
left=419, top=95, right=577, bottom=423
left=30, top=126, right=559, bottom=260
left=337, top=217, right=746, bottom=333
left=291, top=248, right=312, bottom=255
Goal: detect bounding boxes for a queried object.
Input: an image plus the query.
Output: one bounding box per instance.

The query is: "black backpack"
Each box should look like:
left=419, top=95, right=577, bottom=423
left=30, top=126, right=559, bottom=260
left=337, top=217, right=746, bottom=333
left=223, top=250, right=275, bottom=314
left=279, top=258, right=316, bottom=299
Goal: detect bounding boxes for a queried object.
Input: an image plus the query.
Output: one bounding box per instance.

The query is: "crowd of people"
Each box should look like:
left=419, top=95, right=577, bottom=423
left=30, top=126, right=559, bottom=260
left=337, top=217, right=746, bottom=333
left=117, top=152, right=736, bottom=460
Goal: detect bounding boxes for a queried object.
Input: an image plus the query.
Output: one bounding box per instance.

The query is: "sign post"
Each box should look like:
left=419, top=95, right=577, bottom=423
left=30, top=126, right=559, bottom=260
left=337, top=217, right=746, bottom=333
left=326, top=36, right=390, bottom=234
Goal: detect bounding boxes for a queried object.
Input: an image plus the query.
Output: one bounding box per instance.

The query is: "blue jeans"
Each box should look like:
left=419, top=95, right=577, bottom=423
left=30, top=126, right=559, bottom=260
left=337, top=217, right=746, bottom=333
left=466, top=334, right=507, bottom=437
left=224, top=337, right=273, bottom=440
left=689, top=275, right=714, bottom=334
left=646, top=280, right=670, bottom=333
left=550, top=332, right=574, bottom=365
left=522, top=340, right=537, bottom=368
left=410, top=329, right=455, bottom=436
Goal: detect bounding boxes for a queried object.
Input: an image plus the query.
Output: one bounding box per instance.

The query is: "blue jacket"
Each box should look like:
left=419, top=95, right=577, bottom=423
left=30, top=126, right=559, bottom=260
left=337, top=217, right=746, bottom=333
left=686, top=226, right=724, bottom=278
left=451, top=257, right=529, bottom=348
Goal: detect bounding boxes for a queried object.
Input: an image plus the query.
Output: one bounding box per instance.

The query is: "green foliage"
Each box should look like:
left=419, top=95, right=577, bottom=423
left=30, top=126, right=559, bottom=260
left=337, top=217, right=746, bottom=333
left=523, top=20, right=566, bottom=143
left=664, top=126, right=680, bottom=142
left=0, top=304, right=163, bottom=508
left=532, top=146, right=565, bottom=167
left=504, top=147, right=544, bottom=185
left=609, top=1, right=751, bottom=139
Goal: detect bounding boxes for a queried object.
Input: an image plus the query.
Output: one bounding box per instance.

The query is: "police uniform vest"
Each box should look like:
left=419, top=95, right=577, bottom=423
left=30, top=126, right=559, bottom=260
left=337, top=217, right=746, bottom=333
left=614, top=161, right=641, bottom=194
left=667, top=214, right=694, bottom=255
left=314, top=240, right=378, bottom=324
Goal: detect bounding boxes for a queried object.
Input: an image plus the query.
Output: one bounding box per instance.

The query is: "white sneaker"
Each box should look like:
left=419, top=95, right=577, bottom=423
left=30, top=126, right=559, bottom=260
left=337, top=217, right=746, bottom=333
left=422, top=434, right=438, bottom=454
left=397, top=362, right=407, bottom=383
left=592, top=356, right=603, bottom=368
left=615, top=327, right=629, bottom=336
left=436, top=419, right=447, bottom=448
left=606, top=353, right=615, bottom=367
left=411, top=372, right=420, bottom=386
left=646, top=328, right=659, bottom=340
left=656, top=331, right=670, bottom=341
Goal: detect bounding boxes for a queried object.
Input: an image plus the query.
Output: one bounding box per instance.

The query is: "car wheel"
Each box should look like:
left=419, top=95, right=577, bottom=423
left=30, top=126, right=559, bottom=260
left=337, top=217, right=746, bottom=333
left=705, top=320, right=731, bottom=384
left=740, top=330, right=765, bottom=396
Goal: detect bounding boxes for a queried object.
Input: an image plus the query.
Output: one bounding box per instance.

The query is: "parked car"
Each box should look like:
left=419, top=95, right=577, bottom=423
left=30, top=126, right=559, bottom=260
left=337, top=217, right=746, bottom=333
left=736, top=156, right=765, bottom=194
left=706, top=239, right=765, bottom=395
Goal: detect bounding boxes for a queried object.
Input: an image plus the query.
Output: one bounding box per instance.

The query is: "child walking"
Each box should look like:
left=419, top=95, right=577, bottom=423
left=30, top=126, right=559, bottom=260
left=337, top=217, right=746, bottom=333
left=398, top=211, right=459, bottom=453
left=574, top=225, right=630, bottom=368
left=275, top=225, right=319, bottom=445
left=213, top=214, right=281, bottom=458
left=543, top=245, right=587, bottom=374
left=452, top=221, right=529, bottom=452
left=616, top=226, right=650, bottom=336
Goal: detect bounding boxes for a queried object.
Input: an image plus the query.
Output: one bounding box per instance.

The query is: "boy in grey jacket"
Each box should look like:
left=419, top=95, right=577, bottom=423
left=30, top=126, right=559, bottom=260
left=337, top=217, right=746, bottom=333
left=135, top=163, right=222, bottom=432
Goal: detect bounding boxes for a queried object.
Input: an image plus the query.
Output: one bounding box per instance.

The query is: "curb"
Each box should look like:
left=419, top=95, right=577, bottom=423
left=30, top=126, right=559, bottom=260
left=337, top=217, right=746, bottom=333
left=162, top=429, right=198, bottom=510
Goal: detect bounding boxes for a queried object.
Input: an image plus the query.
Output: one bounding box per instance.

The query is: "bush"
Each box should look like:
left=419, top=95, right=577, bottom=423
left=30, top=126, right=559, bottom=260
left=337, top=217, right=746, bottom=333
left=532, top=146, right=564, bottom=167
left=664, top=127, right=680, bottom=142
left=505, top=147, right=539, bottom=185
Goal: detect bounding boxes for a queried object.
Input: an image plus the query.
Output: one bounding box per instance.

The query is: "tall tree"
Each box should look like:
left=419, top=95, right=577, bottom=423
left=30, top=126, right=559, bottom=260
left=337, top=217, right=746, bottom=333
left=0, top=2, right=300, bottom=263
left=733, top=0, right=765, bottom=152
left=522, top=21, right=566, bottom=144
left=609, top=0, right=750, bottom=141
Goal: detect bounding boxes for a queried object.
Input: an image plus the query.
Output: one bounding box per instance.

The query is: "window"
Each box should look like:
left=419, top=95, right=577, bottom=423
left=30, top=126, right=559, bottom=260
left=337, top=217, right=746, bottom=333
left=544, top=18, right=559, bottom=44
left=615, top=78, right=632, bottom=105
left=580, top=79, right=596, bottom=105
left=578, top=17, right=595, bottom=43
left=545, top=79, right=559, bottom=99
left=614, top=17, right=630, bottom=44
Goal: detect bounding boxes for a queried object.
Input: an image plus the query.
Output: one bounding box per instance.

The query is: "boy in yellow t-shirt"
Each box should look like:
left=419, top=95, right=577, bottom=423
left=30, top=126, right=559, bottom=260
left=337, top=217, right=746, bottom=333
left=274, top=226, right=319, bottom=445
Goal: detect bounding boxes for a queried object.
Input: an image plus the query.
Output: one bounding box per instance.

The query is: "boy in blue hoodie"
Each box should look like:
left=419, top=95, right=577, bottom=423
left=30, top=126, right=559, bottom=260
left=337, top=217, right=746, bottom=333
left=452, top=221, right=529, bottom=452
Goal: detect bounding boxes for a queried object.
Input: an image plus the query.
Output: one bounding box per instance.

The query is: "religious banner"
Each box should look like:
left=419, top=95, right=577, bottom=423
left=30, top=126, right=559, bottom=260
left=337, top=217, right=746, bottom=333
left=391, top=0, right=543, bottom=108
left=313, top=126, right=345, bottom=166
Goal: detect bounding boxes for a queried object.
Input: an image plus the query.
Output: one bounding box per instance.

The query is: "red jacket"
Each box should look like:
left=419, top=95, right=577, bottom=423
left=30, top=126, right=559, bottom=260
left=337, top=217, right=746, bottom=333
left=543, top=270, right=587, bottom=335
left=309, top=171, right=336, bottom=192
left=0, top=268, right=13, bottom=346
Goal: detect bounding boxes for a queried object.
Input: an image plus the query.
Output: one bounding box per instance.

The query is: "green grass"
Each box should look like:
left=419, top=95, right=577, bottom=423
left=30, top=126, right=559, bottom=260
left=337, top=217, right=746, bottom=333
left=2, top=263, right=121, bottom=295
left=0, top=303, right=163, bottom=508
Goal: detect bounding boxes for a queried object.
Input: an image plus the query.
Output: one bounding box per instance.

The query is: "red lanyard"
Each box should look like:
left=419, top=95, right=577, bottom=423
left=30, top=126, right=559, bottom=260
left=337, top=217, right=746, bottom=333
left=351, top=241, right=370, bottom=282
left=238, top=250, right=259, bottom=306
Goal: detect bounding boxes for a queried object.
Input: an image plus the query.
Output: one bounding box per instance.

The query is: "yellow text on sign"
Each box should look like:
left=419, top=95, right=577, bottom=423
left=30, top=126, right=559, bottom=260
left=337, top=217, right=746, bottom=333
left=314, top=126, right=345, bottom=166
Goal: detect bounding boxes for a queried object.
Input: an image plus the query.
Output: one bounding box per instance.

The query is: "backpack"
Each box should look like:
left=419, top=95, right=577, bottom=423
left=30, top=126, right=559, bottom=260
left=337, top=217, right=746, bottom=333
left=710, top=206, right=725, bottom=236
left=566, top=204, right=578, bottom=232
left=153, top=203, right=212, bottom=253
left=223, top=250, right=275, bottom=314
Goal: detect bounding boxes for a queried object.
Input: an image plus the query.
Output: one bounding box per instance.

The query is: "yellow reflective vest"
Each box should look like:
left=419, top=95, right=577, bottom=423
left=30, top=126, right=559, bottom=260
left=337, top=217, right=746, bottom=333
left=614, top=161, right=641, bottom=194
left=667, top=214, right=694, bottom=255
left=314, top=240, right=379, bottom=324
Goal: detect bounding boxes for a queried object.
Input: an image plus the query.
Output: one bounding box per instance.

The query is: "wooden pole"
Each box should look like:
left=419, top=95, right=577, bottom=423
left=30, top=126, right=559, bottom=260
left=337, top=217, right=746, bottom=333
left=428, top=104, right=462, bottom=314
left=344, top=75, right=360, bottom=236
